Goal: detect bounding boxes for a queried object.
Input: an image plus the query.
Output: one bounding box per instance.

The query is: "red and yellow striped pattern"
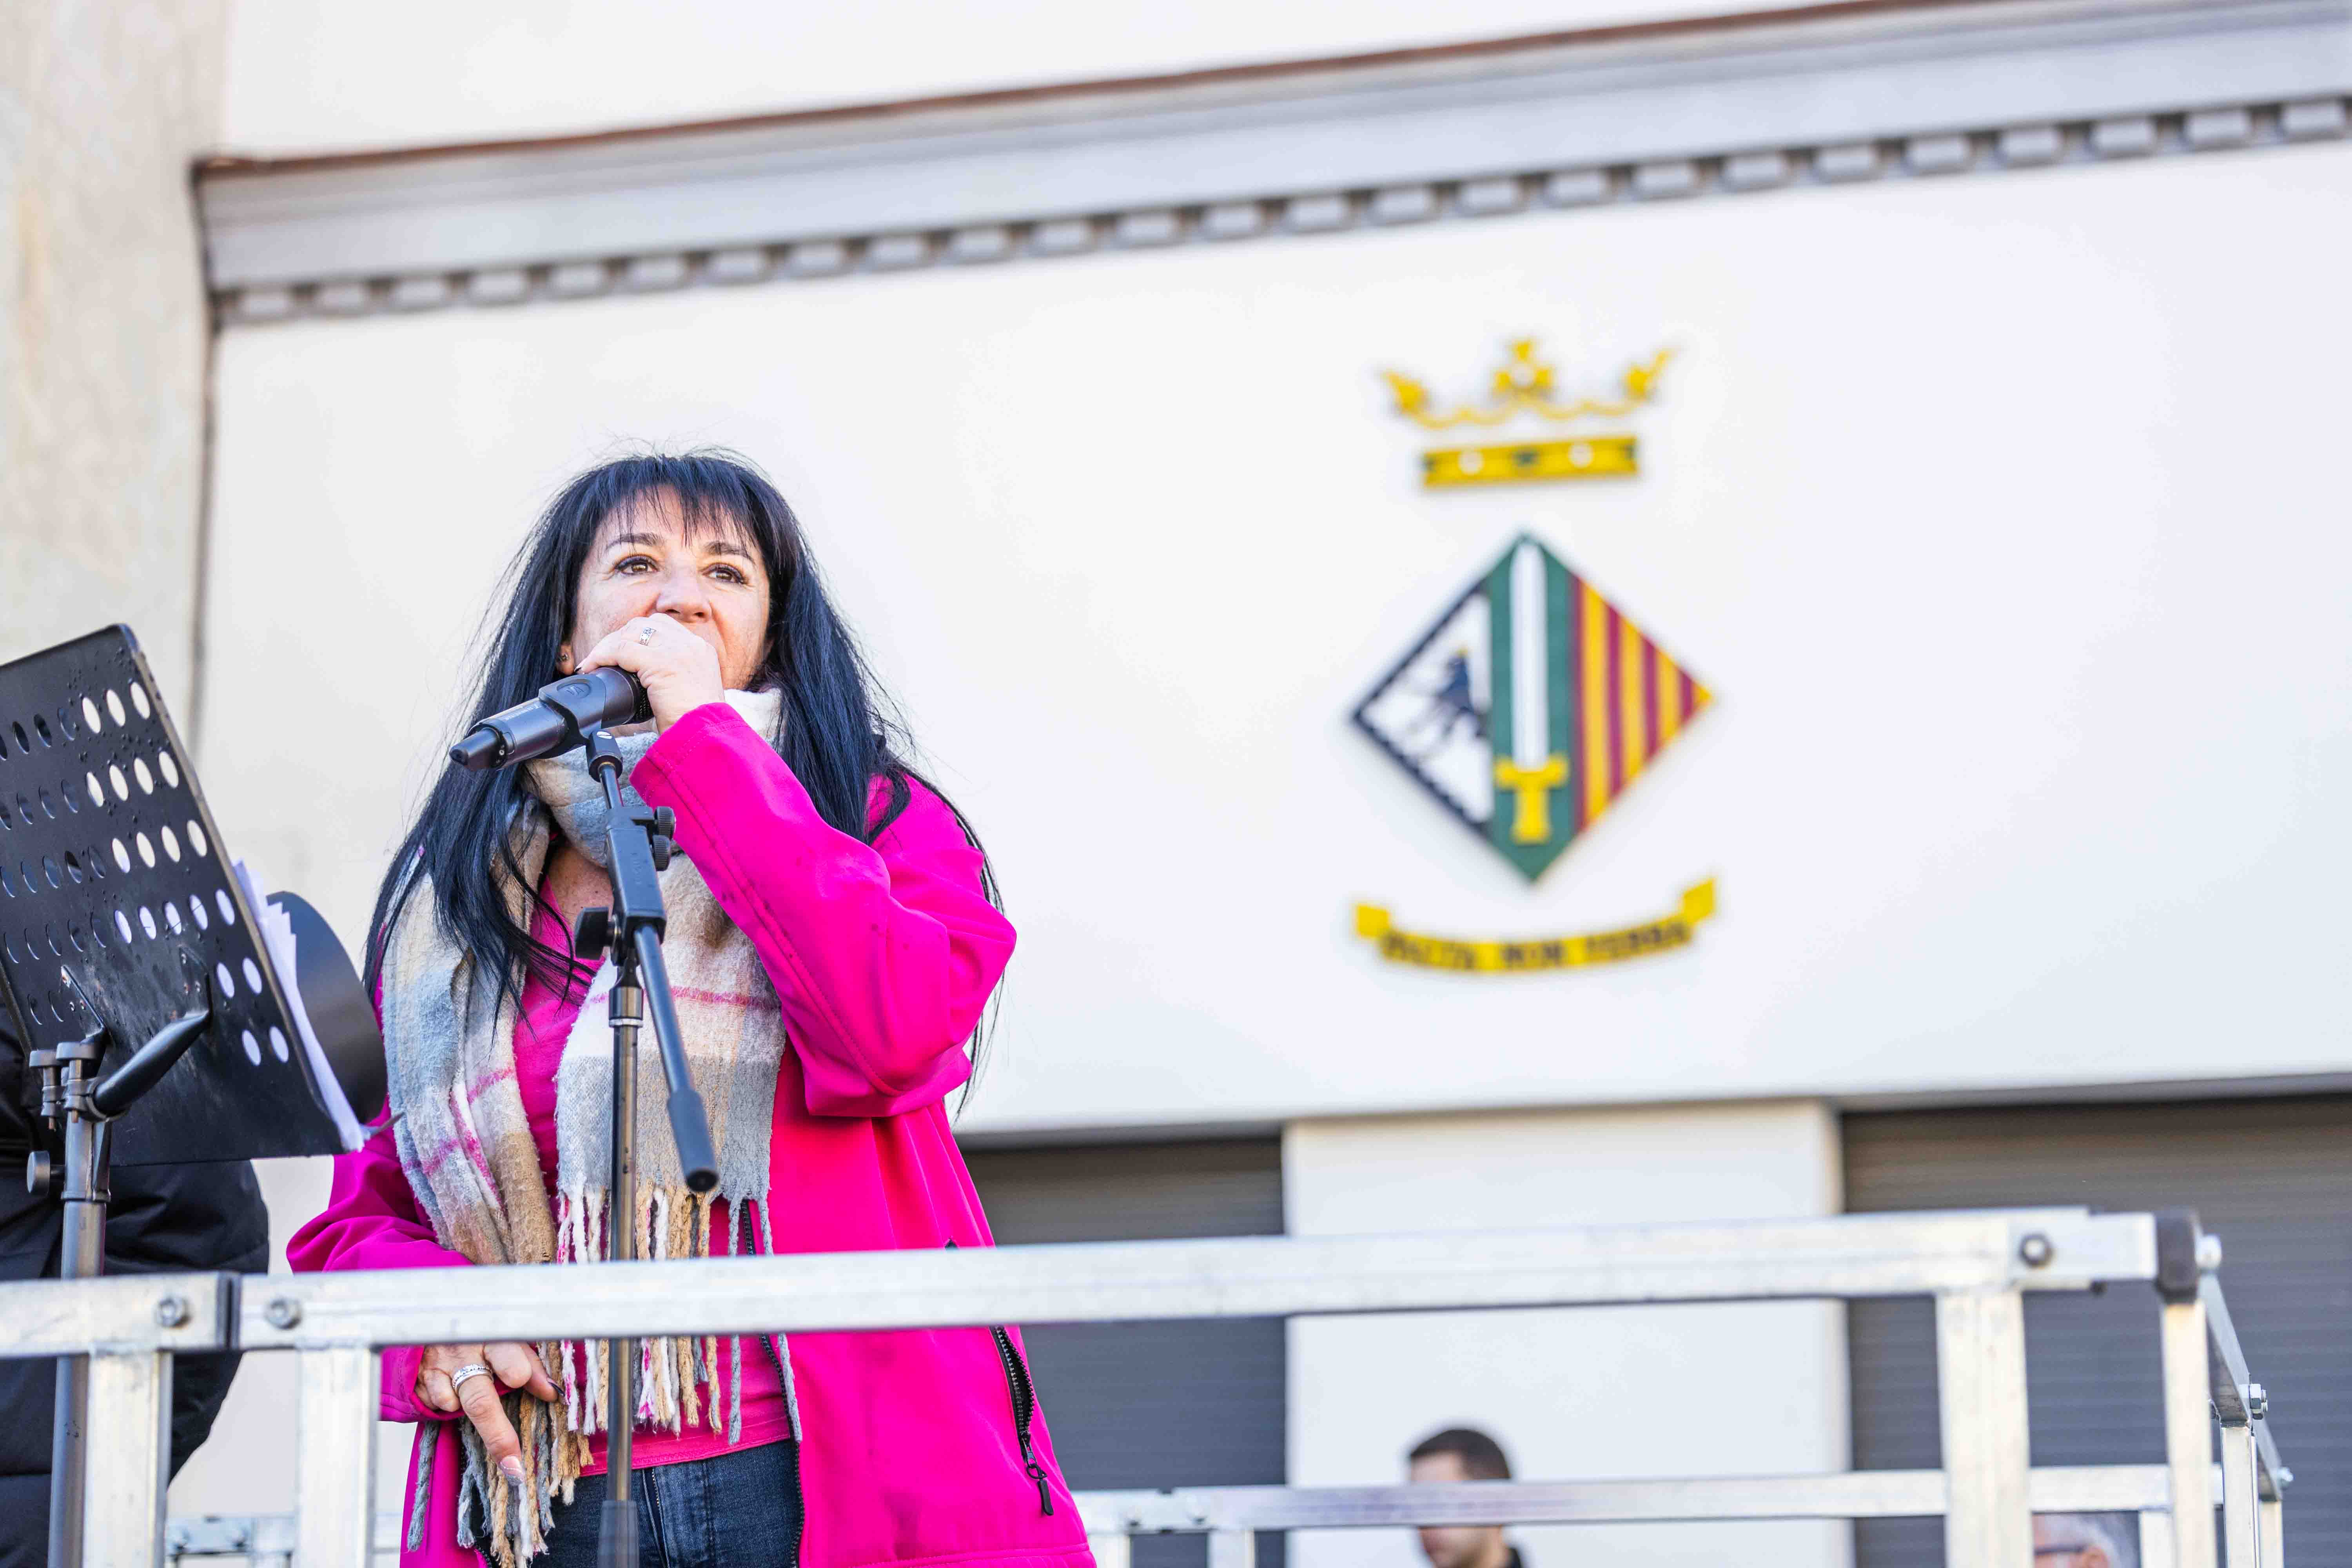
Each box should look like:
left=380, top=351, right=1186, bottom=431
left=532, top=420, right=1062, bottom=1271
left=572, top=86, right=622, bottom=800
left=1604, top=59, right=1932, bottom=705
left=1573, top=578, right=1710, bottom=832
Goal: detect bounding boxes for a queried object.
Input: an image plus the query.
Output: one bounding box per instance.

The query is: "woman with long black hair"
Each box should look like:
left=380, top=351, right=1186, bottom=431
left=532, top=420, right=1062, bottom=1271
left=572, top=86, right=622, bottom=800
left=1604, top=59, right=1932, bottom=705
left=290, top=452, right=1087, bottom=1568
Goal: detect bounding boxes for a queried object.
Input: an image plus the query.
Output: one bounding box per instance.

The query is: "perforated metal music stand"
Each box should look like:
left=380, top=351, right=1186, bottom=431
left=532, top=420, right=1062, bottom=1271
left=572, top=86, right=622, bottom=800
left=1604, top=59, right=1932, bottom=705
left=0, top=625, right=378, bottom=1163
left=0, top=626, right=384, bottom=1568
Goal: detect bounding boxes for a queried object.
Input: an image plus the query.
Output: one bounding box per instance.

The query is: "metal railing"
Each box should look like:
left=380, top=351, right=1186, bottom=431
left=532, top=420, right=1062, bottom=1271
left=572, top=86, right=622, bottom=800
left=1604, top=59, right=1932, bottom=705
left=163, top=1467, right=2253, bottom=1568
left=0, top=1206, right=2288, bottom=1568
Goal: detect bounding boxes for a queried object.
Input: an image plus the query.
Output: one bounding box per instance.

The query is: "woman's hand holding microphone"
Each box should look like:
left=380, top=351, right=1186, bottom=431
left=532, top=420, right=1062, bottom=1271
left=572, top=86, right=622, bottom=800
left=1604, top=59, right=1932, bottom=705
left=575, top=614, right=730, bottom=733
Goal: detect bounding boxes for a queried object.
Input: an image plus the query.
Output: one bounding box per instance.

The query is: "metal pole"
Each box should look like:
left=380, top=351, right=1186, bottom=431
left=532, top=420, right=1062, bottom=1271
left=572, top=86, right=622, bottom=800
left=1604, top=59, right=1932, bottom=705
left=2258, top=1498, right=2282, bottom=1566
left=292, top=1345, right=378, bottom=1568
left=234, top=1209, right=2158, bottom=1349
left=599, top=968, right=643, bottom=1568
left=48, top=1064, right=109, bottom=1568
left=1935, top=1289, right=2031, bottom=1568
left=79, top=1350, right=171, bottom=1568
left=1205, top=1531, right=1255, bottom=1568
left=2218, top=1419, right=2262, bottom=1568
left=2161, top=1298, right=2219, bottom=1568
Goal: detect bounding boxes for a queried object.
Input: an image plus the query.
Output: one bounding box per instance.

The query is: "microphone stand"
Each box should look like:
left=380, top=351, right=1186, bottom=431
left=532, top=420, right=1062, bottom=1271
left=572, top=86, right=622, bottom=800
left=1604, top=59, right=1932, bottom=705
left=33, top=968, right=211, bottom=1568
left=568, top=731, right=718, bottom=1568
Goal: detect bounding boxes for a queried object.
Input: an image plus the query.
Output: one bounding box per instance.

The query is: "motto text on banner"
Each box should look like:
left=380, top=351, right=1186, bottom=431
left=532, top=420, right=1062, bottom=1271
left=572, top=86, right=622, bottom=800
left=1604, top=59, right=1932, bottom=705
left=1354, top=880, right=1715, bottom=972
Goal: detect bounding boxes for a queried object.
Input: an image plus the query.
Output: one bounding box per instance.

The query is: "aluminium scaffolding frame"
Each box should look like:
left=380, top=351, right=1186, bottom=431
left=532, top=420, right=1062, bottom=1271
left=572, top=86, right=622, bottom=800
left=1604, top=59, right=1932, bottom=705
left=0, top=1205, right=2288, bottom=1568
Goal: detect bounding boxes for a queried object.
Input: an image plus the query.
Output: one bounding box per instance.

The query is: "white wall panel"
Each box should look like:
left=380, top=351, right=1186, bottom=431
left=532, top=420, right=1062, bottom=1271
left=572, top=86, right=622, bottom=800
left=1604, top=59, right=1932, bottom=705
left=219, top=0, right=1795, bottom=155
left=0, top=0, right=225, bottom=718
left=1285, top=1102, right=1847, bottom=1568
left=203, top=2, right=2352, bottom=297
left=198, top=146, right=2352, bottom=1135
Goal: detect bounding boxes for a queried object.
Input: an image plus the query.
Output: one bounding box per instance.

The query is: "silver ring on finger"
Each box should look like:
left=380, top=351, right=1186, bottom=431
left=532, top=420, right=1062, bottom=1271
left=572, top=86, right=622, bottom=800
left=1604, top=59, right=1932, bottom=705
left=449, top=1362, right=494, bottom=1393
left=637, top=624, right=657, bottom=644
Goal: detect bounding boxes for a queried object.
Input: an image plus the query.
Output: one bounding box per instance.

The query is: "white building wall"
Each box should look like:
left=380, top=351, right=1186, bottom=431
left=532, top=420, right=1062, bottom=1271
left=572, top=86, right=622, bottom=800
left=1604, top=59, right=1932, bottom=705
left=171, top=0, right=2352, bottom=1530
left=1286, top=1102, right=1847, bottom=1568
left=0, top=0, right=268, bottom=1525
left=0, top=0, right=2328, bottom=1540
left=0, top=0, right=226, bottom=719
left=196, top=142, right=2352, bottom=1136
left=218, top=0, right=1793, bottom=154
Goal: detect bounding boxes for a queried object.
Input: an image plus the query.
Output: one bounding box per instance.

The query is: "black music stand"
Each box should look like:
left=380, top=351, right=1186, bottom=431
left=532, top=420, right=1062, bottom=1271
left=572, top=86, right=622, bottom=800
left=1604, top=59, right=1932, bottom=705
left=0, top=626, right=383, bottom=1568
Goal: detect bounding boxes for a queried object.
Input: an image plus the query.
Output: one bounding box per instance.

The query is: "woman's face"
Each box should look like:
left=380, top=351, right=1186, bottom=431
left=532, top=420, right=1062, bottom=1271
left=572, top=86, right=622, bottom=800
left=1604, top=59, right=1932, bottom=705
left=559, top=491, right=774, bottom=689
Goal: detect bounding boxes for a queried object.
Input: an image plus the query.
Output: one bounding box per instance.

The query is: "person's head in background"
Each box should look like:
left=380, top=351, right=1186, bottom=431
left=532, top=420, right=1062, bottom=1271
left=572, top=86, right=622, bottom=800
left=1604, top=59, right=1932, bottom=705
left=1407, top=1428, right=1517, bottom=1568
left=2034, top=1513, right=2135, bottom=1568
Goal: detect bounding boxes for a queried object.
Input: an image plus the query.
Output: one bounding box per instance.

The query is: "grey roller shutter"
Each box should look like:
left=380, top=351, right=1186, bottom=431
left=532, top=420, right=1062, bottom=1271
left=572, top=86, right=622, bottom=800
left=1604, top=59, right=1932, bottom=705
left=1843, top=1096, right=2352, bottom=1566
left=965, top=1138, right=1287, bottom=1568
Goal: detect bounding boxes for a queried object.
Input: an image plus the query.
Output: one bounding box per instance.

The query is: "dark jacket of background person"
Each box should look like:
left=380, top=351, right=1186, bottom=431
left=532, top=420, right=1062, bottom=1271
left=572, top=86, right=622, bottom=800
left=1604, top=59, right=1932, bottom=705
left=0, top=1014, right=269, bottom=1568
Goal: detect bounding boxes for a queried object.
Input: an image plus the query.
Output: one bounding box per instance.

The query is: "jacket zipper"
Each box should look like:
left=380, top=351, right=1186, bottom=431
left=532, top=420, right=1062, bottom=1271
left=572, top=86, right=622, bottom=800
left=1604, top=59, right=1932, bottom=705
left=760, top=1331, right=808, bottom=1568
left=740, top=1205, right=807, bottom=1568
left=993, top=1324, right=1053, bottom=1515
left=949, top=1241, right=1054, bottom=1515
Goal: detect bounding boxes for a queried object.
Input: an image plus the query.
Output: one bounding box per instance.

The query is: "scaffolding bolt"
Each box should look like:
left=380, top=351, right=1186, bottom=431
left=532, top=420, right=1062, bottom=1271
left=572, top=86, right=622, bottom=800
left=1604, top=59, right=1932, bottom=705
left=2016, top=1232, right=2053, bottom=1268
left=2248, top=1384, right=2268, bottom=1421
left=2197, top=1234, right=2224, bottom=1271
left=153, top=1295, right=189, bottom=1328
left=2277, top=1466, right=2294, bottom=1488
left=264, top=1297, right=303, bottom=1329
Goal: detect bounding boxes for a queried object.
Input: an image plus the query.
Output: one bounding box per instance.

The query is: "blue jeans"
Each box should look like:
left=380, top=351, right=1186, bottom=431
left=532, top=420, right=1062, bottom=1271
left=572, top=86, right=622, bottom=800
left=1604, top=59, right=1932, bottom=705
left=535, top=1439, right=801, bottom=1568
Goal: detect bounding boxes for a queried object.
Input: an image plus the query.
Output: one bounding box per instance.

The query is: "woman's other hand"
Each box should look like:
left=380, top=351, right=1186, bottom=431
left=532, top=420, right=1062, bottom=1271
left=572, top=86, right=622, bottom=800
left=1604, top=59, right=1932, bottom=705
left=577, top=614, right=729, bottom=731
left=417, top=1341, right=557, bottom=1479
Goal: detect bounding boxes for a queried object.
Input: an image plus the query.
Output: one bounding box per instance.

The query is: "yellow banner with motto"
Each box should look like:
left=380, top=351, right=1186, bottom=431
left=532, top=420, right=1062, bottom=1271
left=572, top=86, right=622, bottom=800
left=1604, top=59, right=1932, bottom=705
left=1354, top=880, right=1715, bottom=972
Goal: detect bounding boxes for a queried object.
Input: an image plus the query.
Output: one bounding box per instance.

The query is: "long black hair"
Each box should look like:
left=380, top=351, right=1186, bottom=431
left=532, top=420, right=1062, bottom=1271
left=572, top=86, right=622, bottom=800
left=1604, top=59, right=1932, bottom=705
left=366, top=450, right=999, bottom=1066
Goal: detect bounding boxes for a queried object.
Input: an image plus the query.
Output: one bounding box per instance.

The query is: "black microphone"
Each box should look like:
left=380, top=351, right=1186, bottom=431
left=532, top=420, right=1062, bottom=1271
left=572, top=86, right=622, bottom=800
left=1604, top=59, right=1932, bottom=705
left=448, top=668, right=652, bottom=771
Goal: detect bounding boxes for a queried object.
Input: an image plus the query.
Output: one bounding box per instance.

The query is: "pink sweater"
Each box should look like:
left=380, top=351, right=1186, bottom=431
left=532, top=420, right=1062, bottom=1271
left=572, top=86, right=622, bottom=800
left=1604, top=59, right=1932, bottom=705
left=287, top=704, right=1091, bottom=1568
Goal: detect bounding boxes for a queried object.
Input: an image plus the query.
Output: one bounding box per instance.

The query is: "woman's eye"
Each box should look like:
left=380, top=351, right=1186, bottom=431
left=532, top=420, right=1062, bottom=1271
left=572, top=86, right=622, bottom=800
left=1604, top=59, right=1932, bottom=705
left=615, top=554, right=656, bottom=573
left=710, top=565, right=747, bottom=584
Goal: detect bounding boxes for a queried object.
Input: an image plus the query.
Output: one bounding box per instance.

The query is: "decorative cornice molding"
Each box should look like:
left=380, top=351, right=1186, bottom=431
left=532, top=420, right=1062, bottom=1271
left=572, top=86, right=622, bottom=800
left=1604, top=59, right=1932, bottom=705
left=200, top=0, right=2352, bottom=327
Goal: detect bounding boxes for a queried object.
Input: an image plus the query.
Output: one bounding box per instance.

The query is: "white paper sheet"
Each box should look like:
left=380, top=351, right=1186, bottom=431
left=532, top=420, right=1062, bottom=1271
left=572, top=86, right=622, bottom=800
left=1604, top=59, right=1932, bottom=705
left=232, top=858, right=366, bottom=1151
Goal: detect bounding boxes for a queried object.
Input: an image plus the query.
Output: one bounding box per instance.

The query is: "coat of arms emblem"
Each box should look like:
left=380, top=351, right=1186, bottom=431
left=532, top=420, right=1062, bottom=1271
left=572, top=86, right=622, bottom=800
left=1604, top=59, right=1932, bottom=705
left=1354, top=533, right=1710, bottom=881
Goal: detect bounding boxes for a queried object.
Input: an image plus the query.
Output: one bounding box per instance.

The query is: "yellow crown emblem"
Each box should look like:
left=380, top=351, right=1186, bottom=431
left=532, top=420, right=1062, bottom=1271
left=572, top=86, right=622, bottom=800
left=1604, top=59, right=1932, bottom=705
left=1381, top=338, right=1673, bottom=488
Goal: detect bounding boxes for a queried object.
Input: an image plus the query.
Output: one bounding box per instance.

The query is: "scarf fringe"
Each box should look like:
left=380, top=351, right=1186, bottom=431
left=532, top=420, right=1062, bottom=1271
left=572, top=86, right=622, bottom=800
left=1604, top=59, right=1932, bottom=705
left=406, top=1426, right=436, bottom=1551
left=445, top=1185, right=774, bottom=1566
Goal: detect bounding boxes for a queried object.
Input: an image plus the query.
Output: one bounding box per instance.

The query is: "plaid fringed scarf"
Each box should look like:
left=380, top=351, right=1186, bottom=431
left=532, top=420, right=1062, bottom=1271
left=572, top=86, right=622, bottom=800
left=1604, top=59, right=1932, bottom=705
left=380, top=690, right=792, bottom=1564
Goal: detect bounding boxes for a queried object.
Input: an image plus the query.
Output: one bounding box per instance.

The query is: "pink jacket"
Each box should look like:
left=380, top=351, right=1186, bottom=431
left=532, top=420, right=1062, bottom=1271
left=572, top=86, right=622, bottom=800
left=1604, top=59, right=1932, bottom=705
left=287, top=704, right=1092, bottom=1568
